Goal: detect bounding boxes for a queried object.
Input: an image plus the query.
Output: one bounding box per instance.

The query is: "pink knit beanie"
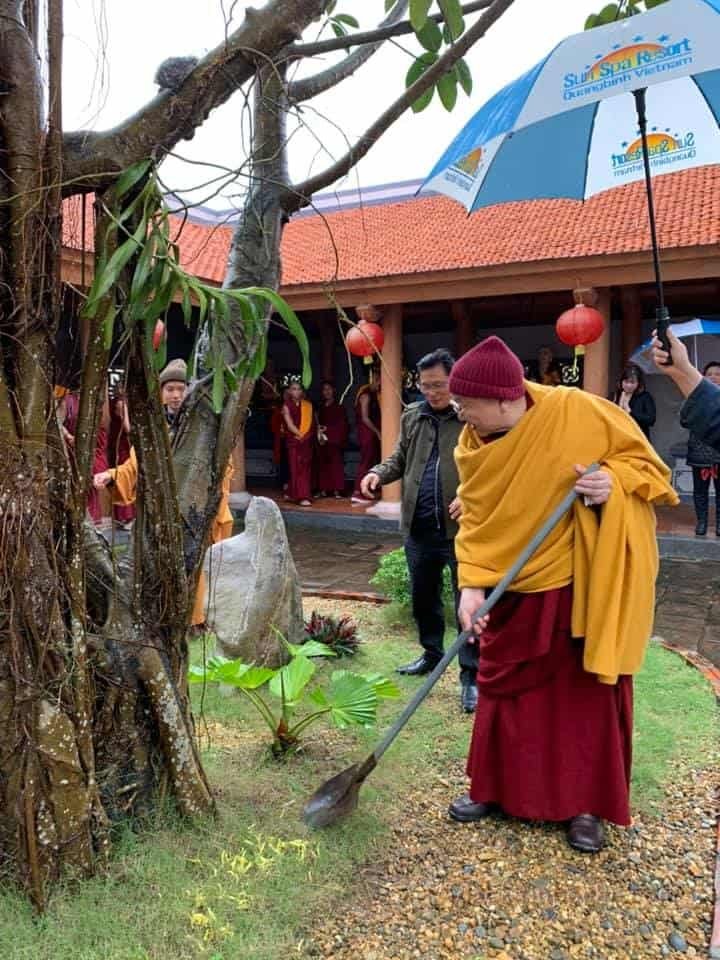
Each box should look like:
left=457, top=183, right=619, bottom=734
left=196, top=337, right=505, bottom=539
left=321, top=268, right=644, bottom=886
left=448, top=336, right=525, bottom=400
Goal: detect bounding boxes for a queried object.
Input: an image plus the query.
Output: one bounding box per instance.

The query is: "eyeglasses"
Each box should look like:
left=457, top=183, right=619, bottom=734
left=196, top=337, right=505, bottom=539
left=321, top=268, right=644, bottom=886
left=418, top=381, right=449, bottom=394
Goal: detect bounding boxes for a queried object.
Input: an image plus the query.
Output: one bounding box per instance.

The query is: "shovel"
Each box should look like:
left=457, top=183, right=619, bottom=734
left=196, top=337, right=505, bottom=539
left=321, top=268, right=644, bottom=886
left=302, top=464, right=600, bottom=828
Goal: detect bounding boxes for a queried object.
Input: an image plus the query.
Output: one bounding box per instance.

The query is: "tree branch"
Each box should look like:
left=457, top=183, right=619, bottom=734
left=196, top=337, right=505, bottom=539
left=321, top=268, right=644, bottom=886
left=287, top=1, right=409, bottom=104
left=288, top=0, right=493, bottom=59
left=61, top=0, right=329, bottom=191
left=283, top=0, right=516, bottom=215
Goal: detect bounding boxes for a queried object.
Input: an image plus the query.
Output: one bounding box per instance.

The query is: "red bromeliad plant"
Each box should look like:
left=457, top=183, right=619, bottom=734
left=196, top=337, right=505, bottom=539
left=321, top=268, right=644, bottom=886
left=304, top=612, right=362, bottom=657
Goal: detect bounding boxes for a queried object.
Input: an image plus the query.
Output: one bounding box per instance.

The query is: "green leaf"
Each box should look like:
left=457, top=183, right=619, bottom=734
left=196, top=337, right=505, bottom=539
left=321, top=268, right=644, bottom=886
left=86, top=218, right=146, bottom=307
left=437, top=0, right=464, bottom=41
left=244, top=288, right=311, bottom=388
left=102, top=300, right=118, bottom=350
left=287, top=640, right=338, bottom=659
left=455, top=57, right=472, bottom=96
left=416, top=18, right=442, bottom=53
left=644, top=0, right=668, bottom=7
left=179, top=279, right=194, bottom=328
left=409, top=0, right=432, bottom=33
left=361, top=673, right=402, bottom=699
left=333, top=12, right=359, bottom=27
left=326, top=671, right=378, bottom=729
left=437, top=69, right=458, bottom=111
left=331, top=20, right=346, bottom=36
left=411, top=87, right=434, bottom=114
left=129, top=235, right=158, bottom=304
left=269, top=656, right=316, bottom=706
left=115, top=159, right=152, bottom=200
left=189, top=658, right=276, bottom=689
left=584, top=3, right=620, bottom=28
left=143, top=276, right=176, bottom=323
left=406, top=51, right=439, bottom=112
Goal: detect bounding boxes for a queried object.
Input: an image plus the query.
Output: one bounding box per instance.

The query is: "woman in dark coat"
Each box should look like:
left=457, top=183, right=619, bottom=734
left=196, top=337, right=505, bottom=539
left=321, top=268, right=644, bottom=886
left=613, top=364, right=656, bottom=440
left=682, top=360, right=720, bottom=536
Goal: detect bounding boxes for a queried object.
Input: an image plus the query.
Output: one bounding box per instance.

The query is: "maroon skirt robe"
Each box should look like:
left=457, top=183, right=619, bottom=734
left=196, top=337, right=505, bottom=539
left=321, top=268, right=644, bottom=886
left=317, top=401, right=348, bottom=492
left=285, top=401, right=314, bottom=502
left=466, top=584, right=633, bottom=825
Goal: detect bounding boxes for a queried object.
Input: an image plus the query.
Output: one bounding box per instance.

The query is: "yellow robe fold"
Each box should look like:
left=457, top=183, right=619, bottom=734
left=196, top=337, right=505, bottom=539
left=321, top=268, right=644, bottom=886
left=109, top=450, right=235, bottom=625
left=455, top=382, right=678, bottom=684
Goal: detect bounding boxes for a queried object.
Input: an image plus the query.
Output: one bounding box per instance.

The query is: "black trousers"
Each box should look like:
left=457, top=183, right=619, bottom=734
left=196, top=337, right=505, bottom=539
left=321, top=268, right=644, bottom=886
left=692, top=465, right=720, bottom=518
left=404, top=532, right=478, bottom=683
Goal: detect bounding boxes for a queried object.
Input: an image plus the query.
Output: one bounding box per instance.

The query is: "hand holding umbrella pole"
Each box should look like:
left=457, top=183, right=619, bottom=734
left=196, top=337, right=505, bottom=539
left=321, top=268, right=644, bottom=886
left=302, top=464, right=600, bottom=829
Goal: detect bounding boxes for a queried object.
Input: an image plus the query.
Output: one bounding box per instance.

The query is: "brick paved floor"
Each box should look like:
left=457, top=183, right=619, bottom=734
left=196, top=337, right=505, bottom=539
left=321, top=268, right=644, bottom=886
left=287, top=524, right=719, bottom=668
left=655, top=558, right=720, bottom=668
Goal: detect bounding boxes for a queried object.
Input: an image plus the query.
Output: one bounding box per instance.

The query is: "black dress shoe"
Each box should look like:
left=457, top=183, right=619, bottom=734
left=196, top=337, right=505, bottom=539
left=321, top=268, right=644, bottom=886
left=566, top=814, right=605, bottom=853
left=448, top=794, right=496, bottom=822
left=460, top=680, right=478, bottom=713
left=395, top=655, right=440, bottom=676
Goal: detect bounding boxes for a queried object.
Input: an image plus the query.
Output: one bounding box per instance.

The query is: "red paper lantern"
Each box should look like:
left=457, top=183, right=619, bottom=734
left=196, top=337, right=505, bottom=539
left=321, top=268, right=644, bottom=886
left=555, top=304, right=605, bottom=348
left=345, top=319, right=384, bottom=358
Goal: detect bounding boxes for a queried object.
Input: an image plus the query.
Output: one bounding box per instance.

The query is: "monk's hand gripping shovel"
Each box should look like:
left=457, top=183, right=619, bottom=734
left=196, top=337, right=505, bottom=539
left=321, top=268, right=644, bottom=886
left=302, top=464, right=601, bottom=829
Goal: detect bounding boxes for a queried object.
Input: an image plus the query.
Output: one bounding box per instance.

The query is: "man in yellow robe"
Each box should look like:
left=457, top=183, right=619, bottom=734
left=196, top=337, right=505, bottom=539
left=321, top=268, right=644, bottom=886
left=446, top=336, right=677, bottom=853
left=94, top=359, right=234, bottom=626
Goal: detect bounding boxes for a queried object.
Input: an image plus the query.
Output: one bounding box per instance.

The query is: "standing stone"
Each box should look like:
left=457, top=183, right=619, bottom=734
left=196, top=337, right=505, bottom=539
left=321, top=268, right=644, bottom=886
left=203, top=497, right=303, bottom=666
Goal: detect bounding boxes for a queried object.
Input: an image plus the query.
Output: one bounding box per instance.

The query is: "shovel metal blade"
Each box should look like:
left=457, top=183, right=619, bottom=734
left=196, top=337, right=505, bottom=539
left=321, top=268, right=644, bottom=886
left=302, top=759, right=373, bottom=829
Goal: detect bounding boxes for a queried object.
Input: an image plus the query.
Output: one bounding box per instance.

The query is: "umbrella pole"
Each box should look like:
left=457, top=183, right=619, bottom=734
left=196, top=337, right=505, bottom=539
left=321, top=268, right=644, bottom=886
left=633, top=87, right=672, bottom=359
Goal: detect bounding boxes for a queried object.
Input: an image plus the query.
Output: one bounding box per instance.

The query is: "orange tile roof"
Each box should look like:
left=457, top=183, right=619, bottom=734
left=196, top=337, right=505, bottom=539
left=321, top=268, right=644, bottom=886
left=62, top=165, right=720, bottom=290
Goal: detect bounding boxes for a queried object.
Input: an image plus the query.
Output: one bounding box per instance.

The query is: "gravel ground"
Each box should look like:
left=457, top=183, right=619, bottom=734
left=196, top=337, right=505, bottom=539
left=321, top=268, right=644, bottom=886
left=305, top=757, right=718, bottom=960
left=299, top=598, right=718, bottom=960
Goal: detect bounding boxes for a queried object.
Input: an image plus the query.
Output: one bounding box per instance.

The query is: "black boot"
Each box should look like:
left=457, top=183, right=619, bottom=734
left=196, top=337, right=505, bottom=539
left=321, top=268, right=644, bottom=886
left=716, top=511, right=720, bottom=537
left=694, top=493, right=709, bottom=536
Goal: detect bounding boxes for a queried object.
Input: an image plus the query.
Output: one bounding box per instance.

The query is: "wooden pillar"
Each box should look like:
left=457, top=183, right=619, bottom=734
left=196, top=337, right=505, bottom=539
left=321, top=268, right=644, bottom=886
left=366, top=303, right=403, bottom=518
left=583, top=287, right=611, bottom=397
left=620, top=285, right=643, bottom=367
left=452, top=300, right=474, bottom=358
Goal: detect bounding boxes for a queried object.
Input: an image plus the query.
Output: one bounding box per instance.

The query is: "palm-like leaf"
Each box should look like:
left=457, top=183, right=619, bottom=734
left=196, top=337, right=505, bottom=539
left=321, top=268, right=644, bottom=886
left=310, top=671, right=378, bottom=729
left=269, top=656, right=315, bottom=706
left=361, top=673, right=402, bottom=700
left=286, top=640, right=337, bottom=659
left=188, top=657, right=275, bottom=689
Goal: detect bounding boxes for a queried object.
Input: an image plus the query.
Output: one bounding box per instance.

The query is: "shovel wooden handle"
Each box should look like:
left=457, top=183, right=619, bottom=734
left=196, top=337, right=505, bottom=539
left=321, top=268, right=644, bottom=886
left=370, top=463, right=601, bottom=765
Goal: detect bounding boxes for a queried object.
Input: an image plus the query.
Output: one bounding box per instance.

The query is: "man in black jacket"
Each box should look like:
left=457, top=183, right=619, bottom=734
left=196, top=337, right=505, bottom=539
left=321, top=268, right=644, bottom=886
left=360, top=349, right=478, bottom=712
left=652, top=330, right=720, bottom=456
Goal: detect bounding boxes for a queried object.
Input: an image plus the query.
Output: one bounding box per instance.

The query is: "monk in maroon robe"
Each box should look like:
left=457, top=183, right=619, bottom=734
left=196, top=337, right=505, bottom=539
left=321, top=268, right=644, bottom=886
left=282, top=382, right=315, bottom=506
left=446, top=336, right=676, bottom=854
left=352, top=379, right=381, bottom=503
left=316, top=381, right=348, bottom=497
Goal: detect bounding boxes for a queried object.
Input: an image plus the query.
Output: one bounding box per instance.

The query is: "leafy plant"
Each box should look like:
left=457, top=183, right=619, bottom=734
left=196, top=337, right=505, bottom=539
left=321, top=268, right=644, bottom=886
left=370, top=547, right=454, bottom=609
left=303, top=611, right=362, bottom=657
left=85, top=161, right=311, bottom=413
left=585, top=0, right=668, bottom=30
left=188, top=642, right=399, bottom=756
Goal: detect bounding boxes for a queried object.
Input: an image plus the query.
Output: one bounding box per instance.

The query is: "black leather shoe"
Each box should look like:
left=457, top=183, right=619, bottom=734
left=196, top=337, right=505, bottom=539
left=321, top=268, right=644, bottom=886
left=395, top=655, right=439, bottom=676
left=460, top=680, right=478, bottom=713
left=566, top=814, right=605, bottom=853
left=448, top=794, right=495, bottom=822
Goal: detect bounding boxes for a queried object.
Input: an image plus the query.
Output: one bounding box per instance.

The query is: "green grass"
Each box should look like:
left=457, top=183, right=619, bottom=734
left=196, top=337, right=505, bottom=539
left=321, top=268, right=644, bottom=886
left=632, top=639, right=717, bottom=812
left=0, top=608, right=714, bottom=960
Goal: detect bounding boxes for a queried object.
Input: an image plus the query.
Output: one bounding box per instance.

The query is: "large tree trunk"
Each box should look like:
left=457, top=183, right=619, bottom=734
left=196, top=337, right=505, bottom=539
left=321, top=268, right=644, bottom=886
left=0, top=2, right=214, bottom=910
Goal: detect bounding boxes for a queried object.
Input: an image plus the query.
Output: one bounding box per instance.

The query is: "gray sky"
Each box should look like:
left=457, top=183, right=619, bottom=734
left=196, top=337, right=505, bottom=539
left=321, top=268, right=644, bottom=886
left=63, top=0, right=604, bottom=209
